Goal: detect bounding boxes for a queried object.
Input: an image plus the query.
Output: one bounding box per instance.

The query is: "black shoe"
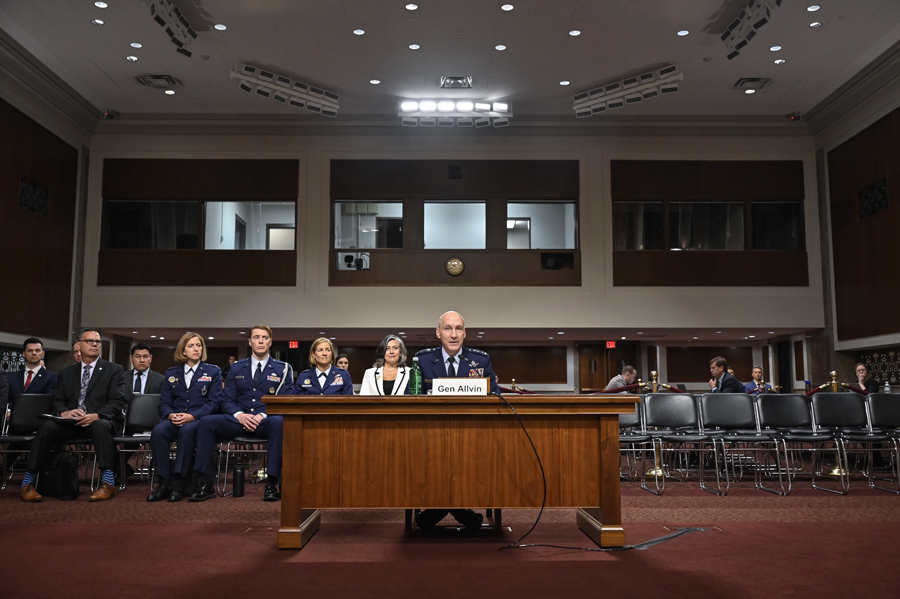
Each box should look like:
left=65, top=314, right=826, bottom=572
left=189, top=482, right=216, bottom=502
left=147, top=482, right=171, bottom=502
left=167, top=489, right=185, bottom=502
left=263, top=480, right=281, bottom=502
left=414, top=509, right=449, bottom=530
left=451, top=509, right=484, bottom=531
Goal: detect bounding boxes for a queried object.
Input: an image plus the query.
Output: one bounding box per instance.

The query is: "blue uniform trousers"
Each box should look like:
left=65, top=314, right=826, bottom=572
left=150, top=419, right=201, bottom=480
left=194, top=414, right=283, bottom=479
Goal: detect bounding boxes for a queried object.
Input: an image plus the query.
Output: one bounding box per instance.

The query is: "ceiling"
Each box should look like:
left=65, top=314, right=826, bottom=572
left=3, top=0, right=900, bottom=120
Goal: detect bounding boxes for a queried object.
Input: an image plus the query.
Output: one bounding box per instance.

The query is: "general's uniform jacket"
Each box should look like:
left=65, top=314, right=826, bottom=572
left=415, top=346, right=500, bottom=394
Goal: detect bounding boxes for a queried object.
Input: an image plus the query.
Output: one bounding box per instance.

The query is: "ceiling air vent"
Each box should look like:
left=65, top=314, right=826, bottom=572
left=440, top=76, right=473, bottom=89
left=733, top=77, right=770, bottom=91
left=136, top=74, right=181, bottom=89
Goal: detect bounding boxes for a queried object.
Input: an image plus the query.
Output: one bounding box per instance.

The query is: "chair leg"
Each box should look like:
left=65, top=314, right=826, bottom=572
left=811, top=441, right=849, bottom=495
left=640, top=439, right=665, bottom=495
left=869, top=439, right=900, bottom=494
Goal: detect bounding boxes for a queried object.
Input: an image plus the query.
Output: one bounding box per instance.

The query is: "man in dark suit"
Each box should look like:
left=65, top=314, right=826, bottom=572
left=124, top=343, right=164, bottom=400
left=20, top=328, right=126, bottom=502
left=743, top=366, right=773, bottom=394
left=413, top=311, right=499, bottom=531
left=8, top=337, right=58, bottom=404
left=709, top=356, right=743, bottom=393
left=0, top=365, right=8, bottom=414
left=190, top=325, right=293, bottom=502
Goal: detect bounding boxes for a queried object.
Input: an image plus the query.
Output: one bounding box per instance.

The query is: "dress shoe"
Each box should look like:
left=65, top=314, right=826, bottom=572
left=89, top=482, right=116, bottom=502
left=450, top=509, right=484, bottom=531
left=147, top=484, right=171, bottom=502
left=189, top=482, right=216, bottom=502
left=263, top=479, right=281, bottom=502
left=414, top=509, right=449, bottom=530
left=20, top=483, right=42, bottom=502
left=167, top=488, right=185, bottom=502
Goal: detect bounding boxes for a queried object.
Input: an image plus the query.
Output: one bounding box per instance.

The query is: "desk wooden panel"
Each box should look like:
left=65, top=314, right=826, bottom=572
left=265, top=394, right=639, bottom=549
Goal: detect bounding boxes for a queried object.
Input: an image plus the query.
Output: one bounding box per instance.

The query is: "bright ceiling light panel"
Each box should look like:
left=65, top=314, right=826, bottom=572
left=572, top=64, right=683, bottom=118
left=147, top=0, right=198, bottom=57
left=230, top=62, right=340, bottom=117
left=722, top=0, right=783, bottom=60
left=398, top=98, right=513, bottom=128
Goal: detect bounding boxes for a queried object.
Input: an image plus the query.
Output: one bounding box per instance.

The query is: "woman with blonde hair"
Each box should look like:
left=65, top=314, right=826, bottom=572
left=359, top=335, right=410, bottom=396
left=295, top=337, right=353, bottom=395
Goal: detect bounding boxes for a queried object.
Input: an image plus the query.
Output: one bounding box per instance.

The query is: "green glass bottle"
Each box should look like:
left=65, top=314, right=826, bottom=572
left=409, top=356, right=423, bottom=395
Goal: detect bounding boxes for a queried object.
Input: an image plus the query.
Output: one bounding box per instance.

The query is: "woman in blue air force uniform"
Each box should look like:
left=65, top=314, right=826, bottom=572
left=147, top=332, right=221, bottom=502
left=295, top=337, right=354, bottom=395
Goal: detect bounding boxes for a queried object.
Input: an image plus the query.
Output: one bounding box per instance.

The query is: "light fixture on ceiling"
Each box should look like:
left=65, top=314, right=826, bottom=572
left=572, top=64, right=682, bottom=118
left=126, top=56, right=138, bottom=62
left=437, top=101, right=454, bottom=112
left=745, top=89, right=756, bottom=94
left=440, top=76, right=473, bottom=88
left=721, top=0, right=782, bottom=60
left=164, top=89, right=175, bottom=95
left=159, top=337, right=165, bottom=340
left=495, top=44, right=506, bottom=51
left=501, top=4, right=514, bottom=11
left=208, top=336, right=214, bottom=340
left=734, top=77, right=770, bottom=94
left=456, top=101, right=474, bottom=111
left=150, top=335, right=157, bottom=338
left=94, top=2, right=108, bottom=8
left=353, top=29, right=365, bottom=35
left=809, top=21, right=822, bottom=28
left=399, top=99, right=512, bottom=127
left=370, top=79, right=381, bottom=84
left=130, top=42, right=143, bottom=48
left=621, top=336, right=626, bottom=340
left=769, top=45, right=782, bottom=51
left=807, top=5, right=820, bottom=11
left=91, top=19, right=104, bottom=26
left=231, top=62, right=340, bottom=117
left=132, top=331, right=139, bottom=334
left=406, top=4, right=418, bottom=10
left=148, top=0, right=197, bottom=57
left=677, top=30, right=689, bottom=36
left=774, top=59, right=785, bottom=65
left=569, top=30, right=581, bottom=36
left=409, top=43, right=420, bottom=49
left=214, top=24, right=227, bottom=31
left=560, top=80, right=570, bottom=86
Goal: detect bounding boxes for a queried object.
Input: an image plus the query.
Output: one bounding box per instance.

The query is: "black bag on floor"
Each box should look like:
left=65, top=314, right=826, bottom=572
left=37, top=453, right=80, bottom=501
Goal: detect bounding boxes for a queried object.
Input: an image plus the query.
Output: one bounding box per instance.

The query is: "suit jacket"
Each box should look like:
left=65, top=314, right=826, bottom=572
left=712, top=372, right=743, bottom=394
left=0, top=367, right=7, bottom=411
left=416, top=346, right=500, bottom=394
left=295, top=366, right=353, bottom=395
left=223, top=357, right=295, bottom=418
left=743, top=381, right=773, bottom=394
left=8, top=366, right=58, bottom=402
left=124, top=368, right=165, bottom=401
left=359, top=366, right=410, bottom=395
left=52, top=358, right=126, bottom=421
left=159, top=362, right=222, bottom=420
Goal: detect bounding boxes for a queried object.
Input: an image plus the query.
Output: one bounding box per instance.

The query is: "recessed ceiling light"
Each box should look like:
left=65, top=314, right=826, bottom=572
left=693, top=336, right=698, bottom=339
left=130, top=42, right=142, bottom=48
left=159, top=337, right=165, bottom=340
left=745, top=89, right=756, bottom=94
left=409, top=43, right=420, bottom=49
left=437, top=101, right=454, bottom=112
left=406, top=3, right=418, bottom=10
left=398, top=331, right=406, bottom=334
left=214, top=24, right=227, bottom=31
left=621, top=336, right=626, bottom=340
left=132, top=331, right=138, bottom=334
left=569, top=30, right=581, bottom=36
left=478, top=332, right=485, bottom=335
left=91, top=19, right=104, bottom=26
left=208, top=336, right=214, bottom=340
left=770, top=45, right=782, bottom=51
left=637, top=332, right=643, bottom=335
left=557, top=332, right=565, bottom=335
left=495, top=44, right=507, bottom=51
left=456, top=101, right=474, bottom=111
left=353, top=29, right=365, bottom=35
left=774, top=59, right=786, bottom=65
left=319, top=331, right=326, bottom=334
left=329, top=337, right=336, bottom=340
left=716, top=331, right=722, bottom=334
left=164, top=90, right=175, bottom=95
left=677, top=30, right=689, bottom=36
left=807, top=5, right=821, bottom=11
left=94, top=2, right=108, bottom=8
left=501, top=4, right=514, bottom=11
left=749, top=335, right=756, bottom=338
left=126, top=56, right=138, bottom=62
left=559, top=80, right=570, bottom=86
left=150, top=335, right=157, bottom=338
left=809, top=21, right=822, bottom=28
left=240, top=332, right=247, bottom=335
left=548, top=336, right=554, bottom=339
left=369, top=79, right=380, bottom=84
left=419, top=100, right=436, bottom=111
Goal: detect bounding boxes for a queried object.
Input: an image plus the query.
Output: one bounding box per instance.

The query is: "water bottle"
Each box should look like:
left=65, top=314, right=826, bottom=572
left=233, top=458, right=245, bottom=497
left=886, top=380, right=892, bottom=393
left=410, top=357, right=423, bottom=395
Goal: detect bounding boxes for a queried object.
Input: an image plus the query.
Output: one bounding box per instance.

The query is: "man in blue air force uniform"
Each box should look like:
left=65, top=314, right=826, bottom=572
left=190, top=325, right=294, bottom=502
left=414, top=310, right=500, bottom=531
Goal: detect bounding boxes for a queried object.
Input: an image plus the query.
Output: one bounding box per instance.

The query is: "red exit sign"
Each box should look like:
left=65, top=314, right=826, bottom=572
left=606, top=341, right=616, bottom=349
left=289, top=341, right=299, bottom=349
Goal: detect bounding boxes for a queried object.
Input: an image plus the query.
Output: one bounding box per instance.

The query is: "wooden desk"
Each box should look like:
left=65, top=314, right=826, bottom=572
left=264, top=394, right=640, bottom=550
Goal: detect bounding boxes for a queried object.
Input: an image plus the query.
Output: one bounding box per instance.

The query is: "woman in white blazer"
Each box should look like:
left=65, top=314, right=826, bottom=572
left=359, top=334, right=410, bottom=396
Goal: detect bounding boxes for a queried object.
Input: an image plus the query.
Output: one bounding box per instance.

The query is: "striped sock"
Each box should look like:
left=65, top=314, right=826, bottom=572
left=22, top=471, right=37, bottom=487
left=101, top=469, right=115, bottom=485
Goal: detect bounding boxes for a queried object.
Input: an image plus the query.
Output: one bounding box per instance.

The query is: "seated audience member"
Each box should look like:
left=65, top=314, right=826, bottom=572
left=728, top=367, right=736, bottom=377
left=8, top=337, right=58, bottom=404
left=125, top=343, right=164, bottom=401
left=708, top=356, right=743, bottom=393
left=147, top=334, right=222, bottom=502
left=296, top=338, right=354, bottom=395
left=359, top=335, right=410, bottom=396
left=222, top=355, right=237, bottom=382
left=72, top=343, right=81, bottom=364
left=851, top=362, right=880, bottom=394
left=336, top=354, right=350, bottom=371
left=0, top=365, right=7, bottom=414
left=20, top=328, right=126, bottom=502
left=743, top=366, right=773, bottom=394
left=605, top=365, right=637, bottom=393
left=189, top=325, right=293, bottom=502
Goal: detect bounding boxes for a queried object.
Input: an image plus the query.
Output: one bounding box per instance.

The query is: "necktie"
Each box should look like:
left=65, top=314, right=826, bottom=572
left=447, top=356, right=456, bottom=378
left=186, top=367, right=194, bottom=388
left=134, top=371, right=142, bottom=393
left=79, top=364, right=91, bottom=411
left=25, top=370, right=33, bottom=390
left=318, top=371, right=327, bottom=388
left=253, top=363, right=263, bottom=386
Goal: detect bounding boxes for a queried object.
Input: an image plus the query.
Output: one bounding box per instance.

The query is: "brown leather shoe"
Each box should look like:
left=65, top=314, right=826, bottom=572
left=21, top=483, right=42, bottom=502
left=89, top=482, right=116, bottom=502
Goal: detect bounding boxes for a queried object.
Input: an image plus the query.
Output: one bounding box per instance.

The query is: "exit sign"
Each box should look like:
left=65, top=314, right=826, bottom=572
left=289, top=341, right=299, bottom=349
left=606, top=341, right=616, bottom=349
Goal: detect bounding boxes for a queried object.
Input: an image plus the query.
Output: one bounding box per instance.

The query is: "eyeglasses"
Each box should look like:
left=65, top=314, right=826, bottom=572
left=855, top=369, right=867, bottom=373
left=79, top=339, right=102, bottom=345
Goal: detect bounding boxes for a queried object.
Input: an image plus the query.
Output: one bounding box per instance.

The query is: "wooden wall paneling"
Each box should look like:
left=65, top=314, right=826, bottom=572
left=206, top=346, right=240, bottom=371
left=612, top=251, right=808, bottom=286
left=794, top=340, right=806, bottom=381
left=300, top=417, right=343, bottom=507
left=402, top=198, right=424, bottom=250
left=98, top=250, right=297, bottom=286
left=762, top=345, right=770, bottom=380
left=664, top=346, right=753, bottom=383
left=827, top=105, right=900, bottom=340
left=556, top=417, right=601, bottom=506
left=486, top=346, right=567, bottom=385
left=149, top=346, right=179, bottom=374
left=648, top=346, right=659, bottom=374
left=0, top=98, right=78, bottom=340
left=485, top=198, right=508, bottom=251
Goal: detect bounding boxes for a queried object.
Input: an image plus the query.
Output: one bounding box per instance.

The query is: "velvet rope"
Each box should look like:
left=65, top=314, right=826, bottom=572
left=591, top=383, right=642, bottom=394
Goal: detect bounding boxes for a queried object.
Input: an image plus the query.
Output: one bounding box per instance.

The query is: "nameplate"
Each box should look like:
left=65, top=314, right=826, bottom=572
left=432, top=378, right=489, bottom=396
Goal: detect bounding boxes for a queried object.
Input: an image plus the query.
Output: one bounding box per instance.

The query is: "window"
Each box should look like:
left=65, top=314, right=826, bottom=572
left=613, top=202, right=663, bottom=250
left=669, top=202, right=743, bottom=251
left=752, top=202, right=803, bottom=250
left=204, top=201, right=295, bottom=250
left=334, top=202, right=403, bottom=249
left=507, top=202, right=576, bottom=249
left=106, top=201, right=199, bottom=249
left=424, top=201, right=485, bottom=249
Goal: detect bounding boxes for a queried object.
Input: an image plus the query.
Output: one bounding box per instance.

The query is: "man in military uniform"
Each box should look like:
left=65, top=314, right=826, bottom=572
left=413, top=310, right=499, bottom=531
left=189, top=325, right=294, bottom=502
